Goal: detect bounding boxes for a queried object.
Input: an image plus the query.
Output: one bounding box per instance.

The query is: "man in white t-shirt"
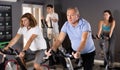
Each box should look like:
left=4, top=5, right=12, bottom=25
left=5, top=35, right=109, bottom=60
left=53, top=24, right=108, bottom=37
left=46, top=4, right=59, bottom=42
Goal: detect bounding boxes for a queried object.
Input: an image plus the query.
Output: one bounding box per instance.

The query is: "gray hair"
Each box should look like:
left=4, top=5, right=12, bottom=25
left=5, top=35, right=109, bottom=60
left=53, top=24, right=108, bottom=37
left=67, top=7, right=80, bottom=15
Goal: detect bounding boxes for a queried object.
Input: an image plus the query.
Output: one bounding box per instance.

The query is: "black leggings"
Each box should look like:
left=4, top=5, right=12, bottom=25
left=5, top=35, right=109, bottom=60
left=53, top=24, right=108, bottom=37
left=81, top=51, right=96, bottom=70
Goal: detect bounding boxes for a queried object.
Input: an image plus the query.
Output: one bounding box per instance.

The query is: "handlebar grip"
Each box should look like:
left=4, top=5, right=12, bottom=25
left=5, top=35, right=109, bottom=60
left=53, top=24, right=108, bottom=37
left=0, top=48, right=9, bottom=54
left=8, top=47, right=14, bottom=52
left=15, top=49, right=19, bottom=54
left=50, top=50, right=57, bottom=56
left=0, top=47, right=19, bottom=55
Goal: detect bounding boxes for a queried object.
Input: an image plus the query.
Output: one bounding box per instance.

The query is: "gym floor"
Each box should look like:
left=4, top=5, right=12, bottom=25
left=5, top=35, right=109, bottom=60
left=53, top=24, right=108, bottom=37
left=26, top=60, right=120, bottom=70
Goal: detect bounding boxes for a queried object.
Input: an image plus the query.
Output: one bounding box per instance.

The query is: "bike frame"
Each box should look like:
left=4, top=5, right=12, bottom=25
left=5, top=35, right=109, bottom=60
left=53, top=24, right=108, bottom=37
left=93, top=34, right=112, bottom=70
left=0, top=47, right=27, bottom=70
left=100, top=38, right=112, bottom=70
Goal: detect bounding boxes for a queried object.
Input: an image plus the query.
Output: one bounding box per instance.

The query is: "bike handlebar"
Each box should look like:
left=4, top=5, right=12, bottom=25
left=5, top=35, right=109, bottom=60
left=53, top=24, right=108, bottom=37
left=92, top=34, right=110, bottom=40
left=0, top=47, right=19, bottom=55
left=41, top=49, right=74, bottom=65
left=50, top=49, right=74, bottom=59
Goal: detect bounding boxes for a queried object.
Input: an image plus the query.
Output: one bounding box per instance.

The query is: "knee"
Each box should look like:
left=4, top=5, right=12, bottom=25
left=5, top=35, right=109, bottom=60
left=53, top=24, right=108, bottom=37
left=34, top=63, right=40, bottom=69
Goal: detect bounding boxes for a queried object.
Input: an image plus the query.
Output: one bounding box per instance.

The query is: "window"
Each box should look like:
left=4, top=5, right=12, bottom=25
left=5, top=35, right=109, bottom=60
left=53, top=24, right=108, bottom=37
left=22, top=4, right=43, bottom=28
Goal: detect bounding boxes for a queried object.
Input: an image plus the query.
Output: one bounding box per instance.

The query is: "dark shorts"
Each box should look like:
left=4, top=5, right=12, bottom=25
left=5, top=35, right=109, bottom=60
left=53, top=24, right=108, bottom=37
left=25, top=49, right=45, bottom=64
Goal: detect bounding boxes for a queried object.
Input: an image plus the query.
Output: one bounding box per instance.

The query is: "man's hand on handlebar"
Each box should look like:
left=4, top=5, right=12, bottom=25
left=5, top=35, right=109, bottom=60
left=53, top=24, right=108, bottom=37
left=72, top=51, right=80, bottom=59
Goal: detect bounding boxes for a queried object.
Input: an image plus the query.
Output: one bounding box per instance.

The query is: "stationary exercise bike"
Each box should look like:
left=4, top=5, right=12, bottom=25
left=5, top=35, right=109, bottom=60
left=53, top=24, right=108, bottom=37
left=0, top=47, right=27, bottom=70
left=93, top=34, right=112, bottom=70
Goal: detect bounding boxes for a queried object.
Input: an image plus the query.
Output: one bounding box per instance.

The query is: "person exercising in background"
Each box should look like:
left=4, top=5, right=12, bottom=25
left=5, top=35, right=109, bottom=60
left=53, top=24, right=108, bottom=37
left=46, top=4, right=59, bottom=44
left=97, top=10, right=116, bottom=67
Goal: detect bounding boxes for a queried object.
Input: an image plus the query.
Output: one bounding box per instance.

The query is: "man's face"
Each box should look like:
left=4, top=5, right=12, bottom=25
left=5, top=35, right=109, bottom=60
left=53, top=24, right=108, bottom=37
left=46, top=7, right=53, bottom=13
left=67, top=9, right=79, bottom=24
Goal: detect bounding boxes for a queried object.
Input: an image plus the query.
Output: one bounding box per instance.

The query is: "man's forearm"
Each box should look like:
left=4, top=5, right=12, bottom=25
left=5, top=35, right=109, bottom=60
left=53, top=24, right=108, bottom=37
left=51, top=39, right=61, bottom=51
left=77, top=41, right=86, bottom=52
